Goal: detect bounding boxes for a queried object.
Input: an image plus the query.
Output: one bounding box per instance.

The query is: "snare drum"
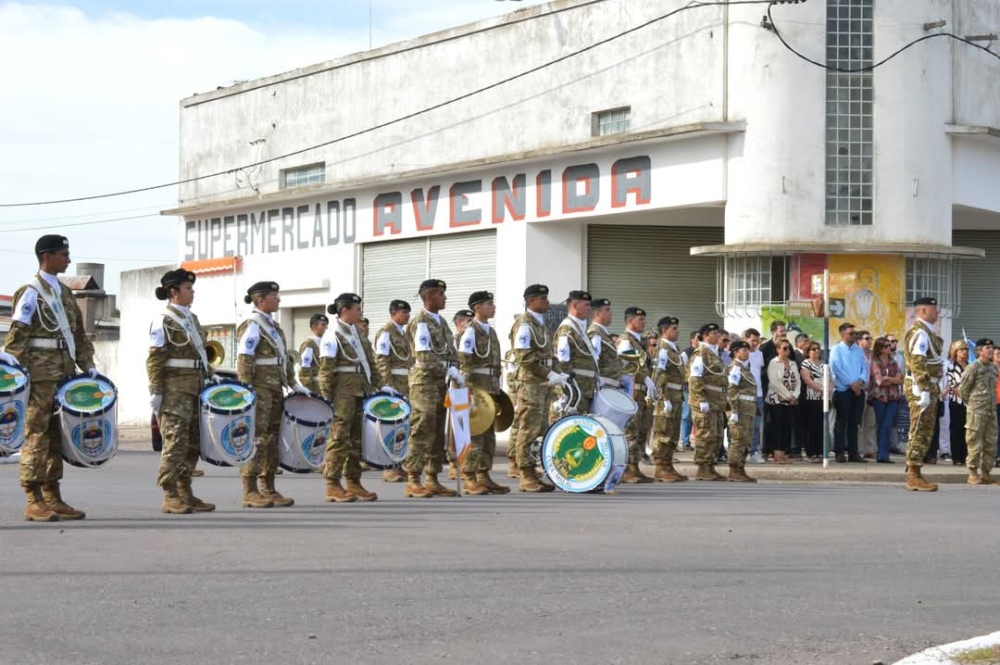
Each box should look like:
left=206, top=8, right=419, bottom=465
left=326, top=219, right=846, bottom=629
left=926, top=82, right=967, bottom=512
left=57, top=373, right=118, bottom=468
left=541, top=414, right=628, bottom=493
left=361, top=392, right=410, bottom=469
left=0, top=360, right=29, bottom=454
left=199, top=380, right=256, bottom=467
left=591, top=387, right=638, bottom=430
left=279, top=393, right=332, bottom=473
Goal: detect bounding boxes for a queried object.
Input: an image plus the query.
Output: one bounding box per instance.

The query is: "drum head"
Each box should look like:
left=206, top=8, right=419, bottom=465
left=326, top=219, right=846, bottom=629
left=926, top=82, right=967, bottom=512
left=0, top=361, right=28, bottom=397
left=57, top=375, right=117, bottom=417
left=200, top=381, right=255, bottom=414
left=363, top=393, right=411, bottom=423
left=542, top=414, right=622, bottom=493
left=283, top=393, right=333, bottom=427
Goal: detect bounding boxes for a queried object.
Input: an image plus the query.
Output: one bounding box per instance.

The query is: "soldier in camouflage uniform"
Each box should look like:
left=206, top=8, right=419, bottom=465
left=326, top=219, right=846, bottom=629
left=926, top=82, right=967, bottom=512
left=5, top=235, right=96, bottom=522
left=147, top=269, right=218, bottom=514
left=618, top=307, right=656, bottom=483
left=725, top=340, right=758, bottom=483
left=688, top=323, right=728, bottom=481
left=959, top=338, right=998, bottom=485
left=457, top=291, right=511, bottom=495
left=902, top=297, right=944, bottom=492
left=319, top=293, right=381, bottom=502
left=297, top=313, right=328, bottom=394
left=587, top=297, right=622, bottom=396
left=237, top=281, right=310, bottom=508
left=551, top=290, right=597, bottom=420
left=511, top=284, right=565, bottom=493
left=651, top=316, right=688, bottom=482
left=402, top=279, right=462, bottom=498
left=374, top=299, right=412, bottom=483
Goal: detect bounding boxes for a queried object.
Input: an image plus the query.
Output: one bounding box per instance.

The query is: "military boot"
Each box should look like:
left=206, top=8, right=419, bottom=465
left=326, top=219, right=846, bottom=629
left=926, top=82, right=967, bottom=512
left=654, top=463, right=687, bottom=482
left=404, top=472, right=433, bottom=498
left=424, top=474, right=459, bottom=497
left=260, top=475, right=294, bottom=507
left=506, top=461, right=521, bottom=479
left=478, top=471, right=511, bottom=495
left=727, top=465, right=758, bottom=483
left=620, top=464, right=642, bottom=484
left=41, top=482, right=86, bottom=520
left=462, top=473, right=489, bottom=496
left=695, top=464, right=725, bottom=481
left=633, top=464, right=655, bottom=484
left=382, top=467, right=406, bottom=483
left=325, top=478, right=358, bottom=503
left=162, top=485, right=194, bottom=514
left=241, top=476, right=275, bottom=508
left=967, top=471, right=984, bottom=486
left=981, top=469, right=996, bottom=485
left=518, top=467, right=555, bottom=493
left=905, top=465, right=938, bottom=492
left=177, top=479, right=216, bottom=512
left=345, top=478, right=378, bottom=502
left=23, top=485, right=58, bottom=522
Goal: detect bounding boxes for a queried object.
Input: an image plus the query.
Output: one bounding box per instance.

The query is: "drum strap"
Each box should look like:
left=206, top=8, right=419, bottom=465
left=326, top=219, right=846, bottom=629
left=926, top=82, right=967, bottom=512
left=163, top=307, right=209, bottom=373
left=336, top=321, right=371, bottom=384
left=559, top=317, right=599, bottom=367
left=28, top=277, right=75, bottom=362
left=252, top=312, right=288, bottom=384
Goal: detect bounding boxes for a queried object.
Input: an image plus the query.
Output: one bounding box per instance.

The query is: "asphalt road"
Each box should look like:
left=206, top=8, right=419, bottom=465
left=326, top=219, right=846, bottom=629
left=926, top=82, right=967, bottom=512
left=1, top=450, right=997, bottom=665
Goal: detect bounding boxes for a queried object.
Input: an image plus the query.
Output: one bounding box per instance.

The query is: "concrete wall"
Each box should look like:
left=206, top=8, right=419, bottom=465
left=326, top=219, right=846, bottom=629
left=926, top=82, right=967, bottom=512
left=118, top=265, right=173, bottom=426
left=954, top=1, right=1000, bottom=129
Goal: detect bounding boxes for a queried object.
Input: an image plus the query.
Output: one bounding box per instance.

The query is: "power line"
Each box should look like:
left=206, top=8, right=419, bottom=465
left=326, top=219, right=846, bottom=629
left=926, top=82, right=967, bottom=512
left=0, top=0, right=783, bottom=209
left=766, top=3, right=1000, bottom=73
left=0, top=213, right=161, bottom=233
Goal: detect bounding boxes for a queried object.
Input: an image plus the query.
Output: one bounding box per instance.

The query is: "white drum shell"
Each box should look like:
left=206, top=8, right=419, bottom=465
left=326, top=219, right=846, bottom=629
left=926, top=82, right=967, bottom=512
left=0, top=361, right=29, bottom=454
left=279, top=394, right=332, bottom=473
left=57, top=375, right=119, bottom=469
left=199, top=382, right=257, bottom=467
left=361, top=393, right=410, bottom=470
left=591, top=388, right=638, bottom=430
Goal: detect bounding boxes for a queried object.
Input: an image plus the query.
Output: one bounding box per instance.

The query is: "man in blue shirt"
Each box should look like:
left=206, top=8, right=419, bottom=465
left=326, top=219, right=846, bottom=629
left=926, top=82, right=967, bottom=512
left=829, top=322, right=869, bottom=463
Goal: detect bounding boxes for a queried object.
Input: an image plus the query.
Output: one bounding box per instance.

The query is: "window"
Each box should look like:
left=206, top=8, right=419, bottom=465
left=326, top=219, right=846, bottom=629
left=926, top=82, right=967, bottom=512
left=825, top=0, right=874, bottom=226
left=719, top=256, right=791, bottom=317
left=281, top=163, right=325, bottom=189
left=906, top=257, right=961, bottom=317
left=592, top=107, right=631, bottom=137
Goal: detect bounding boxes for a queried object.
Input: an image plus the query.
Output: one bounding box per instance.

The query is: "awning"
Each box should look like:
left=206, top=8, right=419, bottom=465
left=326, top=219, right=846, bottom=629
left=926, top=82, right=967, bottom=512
left=181, top=256, right=242, bottom=275
left=690, top=242, right=984, bottom=259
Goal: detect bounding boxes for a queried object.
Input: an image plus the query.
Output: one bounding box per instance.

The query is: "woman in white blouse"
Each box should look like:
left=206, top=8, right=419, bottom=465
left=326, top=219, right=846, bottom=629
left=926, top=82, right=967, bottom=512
left=765, top=341, right=801, bottom=463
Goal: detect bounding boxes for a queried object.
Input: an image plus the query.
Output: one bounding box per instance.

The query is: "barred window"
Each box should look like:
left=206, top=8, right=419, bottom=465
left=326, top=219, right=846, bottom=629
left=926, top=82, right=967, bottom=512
left=718, top=256, right=791, bottom=318
left=905, top=257, right=961, bottom=317
left=281, top=163, right=326, bottom=189
left=592, top=107, right=631, bottom=137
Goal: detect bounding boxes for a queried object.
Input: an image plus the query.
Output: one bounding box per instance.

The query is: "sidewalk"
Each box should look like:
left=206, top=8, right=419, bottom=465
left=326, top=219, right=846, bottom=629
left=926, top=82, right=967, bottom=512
left=115, top=426, right=977, bottom=485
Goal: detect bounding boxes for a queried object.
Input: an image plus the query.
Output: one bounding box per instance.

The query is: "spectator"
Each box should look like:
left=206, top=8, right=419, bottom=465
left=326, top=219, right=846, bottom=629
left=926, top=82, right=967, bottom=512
left=720, top=331, right=732, bottom=366
left=790, top=333, right=810, bottom=459
left=946, top=340, right=970, bottom=466
left=885, top=334, right=907, bottom=453
left=794, top=333, right=810, bottom=363
left=744, top=328, right=765, bottom=463
left=680, top=330, right=700, bottom=451
left=800, top=341, right=830, bottom=462
left=856, top=330, right=877, bottom=458
left=830, top=322, right=869, bottom=463
left=869, top=336, right=903, bottom=463
left=765, top=340, right=800, bottom=464
left=759, top=319, right=787, bottom=397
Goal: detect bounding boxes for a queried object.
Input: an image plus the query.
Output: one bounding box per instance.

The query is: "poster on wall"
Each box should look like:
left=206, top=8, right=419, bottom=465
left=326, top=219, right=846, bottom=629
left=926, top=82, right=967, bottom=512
left=761, top=304, right=825, bottom=347
left=826, top=255, right=905, bottom=339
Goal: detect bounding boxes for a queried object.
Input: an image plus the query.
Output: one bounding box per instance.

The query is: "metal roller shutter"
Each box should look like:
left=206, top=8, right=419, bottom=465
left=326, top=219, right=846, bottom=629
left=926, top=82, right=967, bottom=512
left=953, top=230, right=1000, bottom=338
left=362, top=237, right=428, bottom=335
left=291, top=307, right=325, bottom=350
left=429, top=231, right=497, bottom=324
left=587, top=225, right=724, bottom=331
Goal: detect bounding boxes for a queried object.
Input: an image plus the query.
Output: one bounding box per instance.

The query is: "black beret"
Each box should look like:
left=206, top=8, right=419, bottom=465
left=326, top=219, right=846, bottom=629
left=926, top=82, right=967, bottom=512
left=453, top=309, right=474, bottom=321
left=523, top=284, right=549, bottom=299
left=327, top=293, right=362, bottom=314
left=729, top=340, right=750, bottom=353
left=35, top=234, right=69, bottom=256
left=566, top=290, right=592, bottom=303
left=154, top=269, right=196, bottom=301
left=419, top=279, right=446, bottom=292
left=359, top=317, right=369, bottom=324
left=657, top=316, right=679, bottom=329
left=624, top=307, right=646, bottom=318
left=976, top=338, right=995, bottom=347
left=591, top=298, right=611, bottom=309
left=468, top=291, right=493, bottom=308
left=700, top=323, right=720, bottom=335
left=913, top=296, right=938, bottom=307
left=243, top=281, right=279, bottom=304
left=309, top=313, right=329, bottom=326
left=390, top=299, right=411, bottom=313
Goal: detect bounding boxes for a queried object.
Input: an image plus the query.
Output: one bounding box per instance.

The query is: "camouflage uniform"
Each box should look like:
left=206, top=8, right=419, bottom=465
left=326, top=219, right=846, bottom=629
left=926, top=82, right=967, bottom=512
left=903, top=321, right=945, bottom=466
left=5, top=274, right=95, bottom=493
left=959, top=358, right=999, bottom=480
left=458, top=319, right=509, bottom=494
left=503, top=349, right=520, bottom=473
left=297, top=336, right=321, bottom=394
left=651, top=338, right=686, bottom=479
left=726, top=358, right=758, bottom=480
left=618, top=331, right=652, bottom=465
left=403, top=310, right=457, bottom=480
left=510, top=311, right=555, bottom=488
left=319, top=318, right=380, bottom=496
left=688, top=343, right=728, bottom=479
left=374, top=322, right=412, bottom=397
left=551, top=316, right=600, bottom=420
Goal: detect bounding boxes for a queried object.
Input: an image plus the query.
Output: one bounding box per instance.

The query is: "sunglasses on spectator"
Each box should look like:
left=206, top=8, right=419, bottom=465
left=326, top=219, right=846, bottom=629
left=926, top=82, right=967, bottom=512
left=861, top=336, right=871, bottom=341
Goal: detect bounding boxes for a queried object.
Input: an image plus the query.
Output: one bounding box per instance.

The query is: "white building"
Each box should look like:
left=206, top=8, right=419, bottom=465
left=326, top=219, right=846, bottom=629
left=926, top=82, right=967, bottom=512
left=118, top=0, right=1000, bottom=424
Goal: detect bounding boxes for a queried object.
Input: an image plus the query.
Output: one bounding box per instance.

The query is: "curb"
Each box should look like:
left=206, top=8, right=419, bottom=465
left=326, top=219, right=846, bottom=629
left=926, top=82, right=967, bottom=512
left=893, top=630, right=1000, bottom=664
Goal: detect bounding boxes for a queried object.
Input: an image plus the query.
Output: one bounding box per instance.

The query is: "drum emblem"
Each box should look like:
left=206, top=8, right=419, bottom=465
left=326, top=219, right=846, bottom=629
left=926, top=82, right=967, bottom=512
left=80, top=422, right=106, bottom=456
left=368, top=397, right=405, bottom=420
left=207, top=387, right=250, bottom=409
left=382, top=426, right=408, bottom=459
left=64, top=381, right=114, bottom=410
left=303, top=431, right=326, bottom=466
left=551, top=426, right=606, bottom=480
left=0, top=368, right=27, bottom=392
left=0, top=404, right=23, bottom=447
left=222, top=418, right=253, bottom=462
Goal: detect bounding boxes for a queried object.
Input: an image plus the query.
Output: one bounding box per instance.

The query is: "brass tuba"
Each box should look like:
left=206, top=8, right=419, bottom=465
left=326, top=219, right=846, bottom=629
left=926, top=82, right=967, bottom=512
left=619, top=350, right=644, bottom=376
left=205, top=340, right=226, bottom=368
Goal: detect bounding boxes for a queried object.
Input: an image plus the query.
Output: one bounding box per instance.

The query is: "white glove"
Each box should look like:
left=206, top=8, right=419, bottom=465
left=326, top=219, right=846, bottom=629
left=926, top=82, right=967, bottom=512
left=380, top=385, right=399, bottom=396
left=699, top=401, right=710, bottom=413
left=208, top=373, right=225, bottom=385
left=663, top=399, right=673, bottom=414
left=447, top=366, right=466, bottom=387
left=150, top=394, right=163, bottom=414
left=728, top=412, right=738, bottom=425
left=917, top=390, right=931, bottom=410
left=292, top=382, right=310, bottom=395
left=0, top=350, right=17, bottom=366
left=87, top=367, right=100, bottom=379
left=546, top=371, right=569, bottom=386
left=644, top=376, right=657, bottom=397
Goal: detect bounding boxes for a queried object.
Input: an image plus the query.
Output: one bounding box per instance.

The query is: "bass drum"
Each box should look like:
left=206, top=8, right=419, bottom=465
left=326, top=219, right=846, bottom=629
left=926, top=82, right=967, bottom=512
left=57, top=373, right=118, bottom=468
left=361, top=391, right=410, bottom=469
left=541, top=414, right=628, bottom=494
left=199, top=380, right=256, bottom=467
left=279, top=392, right=332, bottom=473
left=0, top=359, right=29, bottom=454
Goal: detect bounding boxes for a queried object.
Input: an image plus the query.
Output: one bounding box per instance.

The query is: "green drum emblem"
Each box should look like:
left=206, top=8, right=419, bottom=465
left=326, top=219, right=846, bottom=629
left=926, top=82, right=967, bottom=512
left=64, top=381, right=114, bottom=411
left=368, top=397, right=405, bottom=420
left=0, top=368, right=27, bottom=393
left=207, top=386, right=251, bottom=410
left=542, top=415, right=613, bottom=493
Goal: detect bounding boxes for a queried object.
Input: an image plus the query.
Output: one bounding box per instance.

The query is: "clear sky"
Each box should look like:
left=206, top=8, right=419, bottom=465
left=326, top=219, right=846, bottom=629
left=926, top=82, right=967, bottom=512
left=0, top=0, right=548, bottom=297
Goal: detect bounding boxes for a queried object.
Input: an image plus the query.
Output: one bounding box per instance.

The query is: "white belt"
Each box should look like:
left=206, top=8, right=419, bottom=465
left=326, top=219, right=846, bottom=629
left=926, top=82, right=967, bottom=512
left=665, top=382, right=683, bottom=391
left=706, top=385, right=724, bottom=393
left=738, top=395, right=756, bottom=402
left=391, top=368, right=409, bottom=376
left=600, top=377, right=620, bottom=388
left=416, top=361, right=447, bottom=369
left=28, top=338, right=66, bottom=349
left=472, top=368, right=495, bottom=376
left=573, top=369, right=596, bottom=378
left=165, top=358, right=203, bottom=369
left=255, top=357, right=281, bottom=366
left=335, top=366, right=364, bottom=374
